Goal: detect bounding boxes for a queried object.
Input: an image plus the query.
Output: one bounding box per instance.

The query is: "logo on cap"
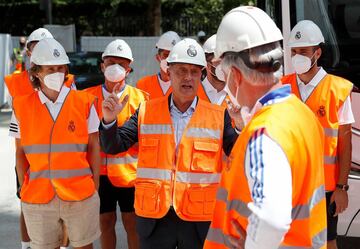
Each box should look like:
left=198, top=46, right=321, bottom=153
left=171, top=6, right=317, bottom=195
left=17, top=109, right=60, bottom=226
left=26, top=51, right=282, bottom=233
left=117, top=45, right=123, bottom=51
left=53, top=49, right=60, bottom=58
left=295, top=31, right=301, bottom=40
left=171, top=39, right=176, bottom=46
left=187, top=45, right=197, bottom=57
left=41, top=32, right=46, bottom=37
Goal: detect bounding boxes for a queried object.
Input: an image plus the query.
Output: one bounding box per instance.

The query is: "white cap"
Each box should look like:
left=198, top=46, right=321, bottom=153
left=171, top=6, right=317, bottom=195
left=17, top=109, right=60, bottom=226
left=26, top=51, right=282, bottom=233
left=203, top=34, right=216, bottom=54
left=156, top=31, right=181, bottom=51
left=288, top=20, right=325, bottom=48
left=215, top=6, right=283, bottom=58
left=102, top=39, right=133, bottom=62
left=167, top=38, right=206, bottom=67
left=27, top=28, right=53, bottom=44
left=30, top=38, right=70, bottom=65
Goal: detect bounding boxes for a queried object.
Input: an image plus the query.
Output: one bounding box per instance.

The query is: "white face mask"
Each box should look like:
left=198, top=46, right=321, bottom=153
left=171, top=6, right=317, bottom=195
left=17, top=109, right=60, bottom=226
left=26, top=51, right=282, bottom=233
left=104, top=64, right=126, bottom=83
left=43, top=72, right=64, bottom=92
left=291, top=53, right=316, bottom=75
left=215, top=64, right=225, bottom=82
left=223, top=69, right=240, bottom=107
left=160, top=59, right=169, bottom=73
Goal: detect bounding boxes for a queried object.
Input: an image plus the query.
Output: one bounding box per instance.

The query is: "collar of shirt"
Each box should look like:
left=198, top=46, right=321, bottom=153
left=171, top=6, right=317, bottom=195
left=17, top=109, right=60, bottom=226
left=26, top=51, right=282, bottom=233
left=242, top=85, right=292, bottom=125
left=296, top=67, right=327, bottom=88
left=102, top=84, right=126, bottom=99
left=157, top=73, right=170, bottom=85
left=202, top=77, right=227, bottom=104
left=38, top=86, right=70, bottom=105
left=170, top=95, right=197, bottom=116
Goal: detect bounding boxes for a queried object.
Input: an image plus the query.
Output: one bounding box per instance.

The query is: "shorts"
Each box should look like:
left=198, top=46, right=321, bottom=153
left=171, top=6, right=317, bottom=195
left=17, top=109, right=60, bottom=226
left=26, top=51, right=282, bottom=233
left=99, top=175, right=135, bottom=214
left=22, top=193, right=100, bottom=249
left=326, top=191, right=338, bottom=241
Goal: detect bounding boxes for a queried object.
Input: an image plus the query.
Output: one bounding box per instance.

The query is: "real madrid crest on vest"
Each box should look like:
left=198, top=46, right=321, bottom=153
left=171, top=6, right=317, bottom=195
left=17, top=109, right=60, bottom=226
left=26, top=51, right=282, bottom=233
left=317, top=105, right=326, bottom=117
left=68, top=120, right=76, bottom=132
left=53, top=49, right=60, bottom=58
left=187, top=45, right=197, bottom=57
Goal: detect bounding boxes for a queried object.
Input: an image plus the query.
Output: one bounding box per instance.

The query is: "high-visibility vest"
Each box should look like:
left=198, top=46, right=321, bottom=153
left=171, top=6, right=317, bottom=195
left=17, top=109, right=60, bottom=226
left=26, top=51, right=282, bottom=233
left=281, top=73, right=353, bottom=191
left=85, top=84, right=149, bottom=187
left=136, top=74, right=172, bottom=100
left=136, top=96, right=225, bottom=221
left=4, top=71, right=76, bottom=99
left=204, top=95, right=327, bottom=249
left=12, top=90, right=96, bottom=204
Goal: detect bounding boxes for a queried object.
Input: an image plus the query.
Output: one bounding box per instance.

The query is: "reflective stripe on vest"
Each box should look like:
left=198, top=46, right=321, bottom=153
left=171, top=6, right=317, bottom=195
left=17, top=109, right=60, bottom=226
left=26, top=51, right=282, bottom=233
left=140, top=124, right=172, bottom=134
left=291, top=185, right=325, bottom=219
left=137, top=168, right=172, bottom=181
left=207, top=227, right=326, bottom=249
left=23, top=143, right=87, bottom=154
left=102, top=155, right=138, bottom=165
left=30, top=168, right=92, bottom=180
left=186, top=128, right=221, bottom=139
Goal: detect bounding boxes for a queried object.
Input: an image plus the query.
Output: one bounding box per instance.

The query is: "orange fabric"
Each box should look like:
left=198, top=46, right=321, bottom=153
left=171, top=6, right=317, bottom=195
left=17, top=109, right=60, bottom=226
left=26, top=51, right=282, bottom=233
left=136, top=74, right=171, bottom=100
left=85, top=84, right=148, bottom=187
left=12, top=90, right=96, bottom=204
left=135, top=97, right=225, bottom=221
left=4, top=71, right=76, bottom=99
left=282, top=73, right=353, bottom=191
left=204, top=95, right=327, bottom=249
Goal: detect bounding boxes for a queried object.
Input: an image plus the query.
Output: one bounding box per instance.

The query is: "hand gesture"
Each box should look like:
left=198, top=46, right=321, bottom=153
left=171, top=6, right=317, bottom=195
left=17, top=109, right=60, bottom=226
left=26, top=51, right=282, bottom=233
left=226, top=99, right=244, bottom=131
left=102, top=83, right=129, bottom=124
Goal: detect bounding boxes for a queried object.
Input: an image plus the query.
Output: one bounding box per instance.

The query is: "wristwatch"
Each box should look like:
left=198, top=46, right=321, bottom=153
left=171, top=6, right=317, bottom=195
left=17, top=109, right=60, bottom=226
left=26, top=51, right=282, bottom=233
left=336, top=184, right=349, bottom=191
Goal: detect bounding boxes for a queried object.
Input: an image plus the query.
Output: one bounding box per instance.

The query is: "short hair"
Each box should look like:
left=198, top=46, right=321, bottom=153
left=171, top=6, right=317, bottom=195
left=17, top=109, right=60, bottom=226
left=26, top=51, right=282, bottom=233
left=221, top=41, right=283, bottom=86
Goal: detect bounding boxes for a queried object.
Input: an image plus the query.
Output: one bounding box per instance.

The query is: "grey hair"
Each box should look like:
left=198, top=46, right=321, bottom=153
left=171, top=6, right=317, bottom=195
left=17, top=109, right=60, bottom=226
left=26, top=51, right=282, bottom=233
left=221, top=41, right=283, bottom=86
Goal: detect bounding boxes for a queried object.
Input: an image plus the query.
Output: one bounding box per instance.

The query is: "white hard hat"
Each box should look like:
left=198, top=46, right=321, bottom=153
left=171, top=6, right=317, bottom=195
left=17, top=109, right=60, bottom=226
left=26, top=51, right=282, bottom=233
left=102, top=39, right=133, bottom=62
left=167, top=38, right=206, bottom=67
left=156, top=31, right=181, bottom=51
left=203, top=34, right=216, bottom=54
left=197, top=31, right=206, bottom=37
left=215, top=6, right=283, bottom=58
left=288, top=20, right=325, bottom=48
left=30, top=38, right=70, bottom=65
left=27, top=28, right=53, bottom=44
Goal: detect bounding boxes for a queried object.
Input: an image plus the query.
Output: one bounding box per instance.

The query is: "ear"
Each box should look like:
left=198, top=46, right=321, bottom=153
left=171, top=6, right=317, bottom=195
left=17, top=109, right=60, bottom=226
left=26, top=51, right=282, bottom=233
left=155, top=54, right=161, bottom=63
left=231, top=67, right=243, bottom=87
left=26, top=50, right=31, bottom=58
left=100, top=63, right=105, bottom=73
left=316, top=47, right=322, bottom=59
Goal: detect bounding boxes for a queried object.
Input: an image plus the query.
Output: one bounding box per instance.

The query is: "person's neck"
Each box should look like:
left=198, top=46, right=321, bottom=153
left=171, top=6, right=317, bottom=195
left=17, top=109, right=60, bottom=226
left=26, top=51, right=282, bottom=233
left=172, top=94, right=195, bottom=113
left=208, top=74, right=225, bottom=92
left=298, top=66, right=320, bottom=85
left=41, top=87, right=60, bottom=103
left=243, top=82, right=282, bottom=111
left=159, top=70, right=170, bottom=82
left=105, top=80, right=125, bottom=93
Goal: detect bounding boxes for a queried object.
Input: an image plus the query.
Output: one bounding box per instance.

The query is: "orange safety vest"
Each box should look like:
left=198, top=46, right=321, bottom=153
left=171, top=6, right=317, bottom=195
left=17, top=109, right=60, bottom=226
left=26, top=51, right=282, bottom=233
left=4, top=71, right=76, bottom=99
left=281, top=73, right=353, bottom=191
left=12, top=90, right=96, bottom=204
left=136, top=96, right=225, bottom=221
left=136, top=74, right=172, bottom=100
left=85, top=84, right=149, bottom=187
left=204, top=95, right=327, bottom=249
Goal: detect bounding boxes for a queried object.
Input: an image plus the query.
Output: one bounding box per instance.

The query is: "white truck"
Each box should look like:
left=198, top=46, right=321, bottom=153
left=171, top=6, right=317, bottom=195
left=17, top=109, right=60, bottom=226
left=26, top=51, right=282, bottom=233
left=257, top=0, right=360, bottom=246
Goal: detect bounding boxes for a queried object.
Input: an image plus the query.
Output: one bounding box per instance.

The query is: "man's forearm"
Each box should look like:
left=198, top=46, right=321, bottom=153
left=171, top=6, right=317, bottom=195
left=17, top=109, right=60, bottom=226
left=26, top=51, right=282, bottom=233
left=337, top=124, right=352, bottom=184
left=15, top=139, right=28, bottom=186
left=88, top=133, right=101, bottom=189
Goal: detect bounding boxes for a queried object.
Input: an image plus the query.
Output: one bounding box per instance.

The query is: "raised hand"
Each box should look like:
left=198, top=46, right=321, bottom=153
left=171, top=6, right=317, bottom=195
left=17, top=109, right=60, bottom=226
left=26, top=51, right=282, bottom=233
left=102, top=83, right=129, bottom=124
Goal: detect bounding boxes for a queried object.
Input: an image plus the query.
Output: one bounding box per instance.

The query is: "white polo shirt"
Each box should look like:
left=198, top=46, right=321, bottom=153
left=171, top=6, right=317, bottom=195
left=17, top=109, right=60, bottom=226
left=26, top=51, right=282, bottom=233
left=201, top=77, right=227, bottom=105
left=9, top=86, right=99, bottom=138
